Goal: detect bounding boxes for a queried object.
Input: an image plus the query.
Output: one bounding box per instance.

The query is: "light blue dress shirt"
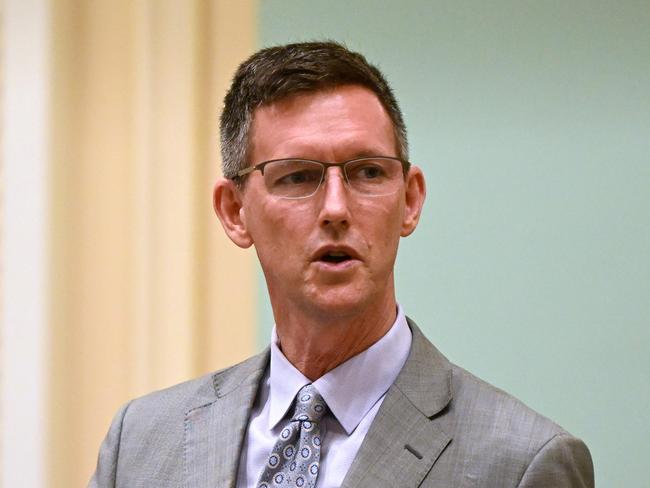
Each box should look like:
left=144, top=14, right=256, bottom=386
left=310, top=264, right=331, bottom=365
left=236, top=306, right=412, bottom=487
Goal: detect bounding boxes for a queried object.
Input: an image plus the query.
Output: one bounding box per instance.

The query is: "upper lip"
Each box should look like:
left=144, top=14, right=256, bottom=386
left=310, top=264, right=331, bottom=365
left=312, top=244, right=361, bottom=262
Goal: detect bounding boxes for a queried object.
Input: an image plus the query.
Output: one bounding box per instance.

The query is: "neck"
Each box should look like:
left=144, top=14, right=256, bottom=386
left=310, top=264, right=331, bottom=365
left=272, top=297, right=398, bottom=381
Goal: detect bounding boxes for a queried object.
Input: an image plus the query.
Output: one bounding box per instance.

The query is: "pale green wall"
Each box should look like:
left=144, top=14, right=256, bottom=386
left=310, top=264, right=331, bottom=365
left=256, top=1, right=650, bottom=485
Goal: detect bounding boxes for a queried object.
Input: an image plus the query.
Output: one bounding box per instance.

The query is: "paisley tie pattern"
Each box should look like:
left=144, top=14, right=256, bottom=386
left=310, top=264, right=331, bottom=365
left=257, top=384, right=328, bottom=487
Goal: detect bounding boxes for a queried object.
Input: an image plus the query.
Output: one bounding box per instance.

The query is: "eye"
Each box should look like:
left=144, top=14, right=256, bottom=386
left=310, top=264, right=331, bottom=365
left=262, top=160, right=325, bottom=198
left=347, top=161, right=388, bottom=181
left=358, top=165, right=385, bottom=179
left=276, top=169, right=321, bottom=186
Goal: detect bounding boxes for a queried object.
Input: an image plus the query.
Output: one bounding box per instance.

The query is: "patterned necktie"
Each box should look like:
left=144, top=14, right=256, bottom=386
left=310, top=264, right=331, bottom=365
left=257, top=384, right=328, bottom=488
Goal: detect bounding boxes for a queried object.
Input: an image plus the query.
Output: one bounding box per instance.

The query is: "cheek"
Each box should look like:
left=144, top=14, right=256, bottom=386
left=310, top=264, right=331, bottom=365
left=248, top=201, right=310, bottom=256
left=359, top=196, right=404, bottom=228
left=357, top=198, right=405, bottom=251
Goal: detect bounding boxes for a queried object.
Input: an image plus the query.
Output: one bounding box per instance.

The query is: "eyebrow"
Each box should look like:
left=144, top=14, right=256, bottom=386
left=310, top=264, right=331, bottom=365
left=281, top=150, right=393, bottom=161
left=350, top=150, right=391, bottom=159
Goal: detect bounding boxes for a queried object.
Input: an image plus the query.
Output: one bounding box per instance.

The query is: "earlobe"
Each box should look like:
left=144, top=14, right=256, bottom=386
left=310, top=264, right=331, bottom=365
left=213, top=179, right=254, bottom=248
left=400, top=166, right=426, bottom=237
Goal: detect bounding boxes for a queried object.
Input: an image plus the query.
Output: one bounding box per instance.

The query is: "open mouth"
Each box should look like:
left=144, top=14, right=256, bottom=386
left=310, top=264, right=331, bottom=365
left=319, top=251, right=352, bottom=264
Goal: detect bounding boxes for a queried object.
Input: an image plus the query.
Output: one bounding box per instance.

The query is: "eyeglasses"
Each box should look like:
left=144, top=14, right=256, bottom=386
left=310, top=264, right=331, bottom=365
left=234, top=157, right=410, bottom=199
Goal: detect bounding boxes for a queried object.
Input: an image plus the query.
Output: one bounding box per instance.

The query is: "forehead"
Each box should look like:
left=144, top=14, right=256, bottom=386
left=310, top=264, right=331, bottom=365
left=249, top=85, right=397, bottom=161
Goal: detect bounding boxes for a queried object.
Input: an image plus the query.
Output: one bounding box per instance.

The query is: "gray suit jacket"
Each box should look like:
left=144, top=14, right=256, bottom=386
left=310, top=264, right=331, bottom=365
left=89, top=320, right=594, bottom=487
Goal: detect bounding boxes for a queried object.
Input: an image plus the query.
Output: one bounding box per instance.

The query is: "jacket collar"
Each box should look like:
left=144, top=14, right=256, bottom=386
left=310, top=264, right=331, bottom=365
left=183, top=318, right=454, bottom=488
left=341, top=318, right=454, bottom=488
left=393, top=317, right=453, bottom=417
left=184, top=349, right=269, bottom=488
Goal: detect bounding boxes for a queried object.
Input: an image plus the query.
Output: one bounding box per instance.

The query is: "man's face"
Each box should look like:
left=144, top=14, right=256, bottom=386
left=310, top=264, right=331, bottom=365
left=219, top=85, right=424, bottom=320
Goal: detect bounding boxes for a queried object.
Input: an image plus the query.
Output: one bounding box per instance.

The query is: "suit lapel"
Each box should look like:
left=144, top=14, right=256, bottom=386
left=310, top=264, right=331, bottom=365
left=184, top=350, right=269, bottom=488
left=341, top=320, right=453, bottom=488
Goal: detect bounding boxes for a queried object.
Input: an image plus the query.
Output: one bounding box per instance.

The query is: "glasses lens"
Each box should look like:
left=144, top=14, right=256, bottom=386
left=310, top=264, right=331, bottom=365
left=344, top=158, right=404, bottom=196
left=263, top=160, right=324, bottom=199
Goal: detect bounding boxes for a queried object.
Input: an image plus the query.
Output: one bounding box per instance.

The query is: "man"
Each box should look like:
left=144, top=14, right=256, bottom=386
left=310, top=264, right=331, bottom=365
left=90, top=41, right=593, bottom=487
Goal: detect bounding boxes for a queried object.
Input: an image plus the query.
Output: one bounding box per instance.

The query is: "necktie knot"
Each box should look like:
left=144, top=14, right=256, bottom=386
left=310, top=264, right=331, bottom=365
left=256, top=383, right=328, bottom=487
left=291, top=384, right=328, bottom=424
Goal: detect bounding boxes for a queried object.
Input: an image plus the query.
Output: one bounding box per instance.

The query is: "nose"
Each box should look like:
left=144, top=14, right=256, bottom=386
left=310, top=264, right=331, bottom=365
left=317, top=166, right=351, bottom=228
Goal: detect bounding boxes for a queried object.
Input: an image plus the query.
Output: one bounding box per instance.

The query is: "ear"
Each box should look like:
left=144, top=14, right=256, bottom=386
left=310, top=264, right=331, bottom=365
left=213, top=178, right=253, bottom=248
left=400, top=166, right=426, bottom=237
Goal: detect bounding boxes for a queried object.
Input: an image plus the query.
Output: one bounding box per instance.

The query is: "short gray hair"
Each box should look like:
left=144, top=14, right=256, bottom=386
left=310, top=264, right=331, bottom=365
left=219, top=41, right=408, bottom=180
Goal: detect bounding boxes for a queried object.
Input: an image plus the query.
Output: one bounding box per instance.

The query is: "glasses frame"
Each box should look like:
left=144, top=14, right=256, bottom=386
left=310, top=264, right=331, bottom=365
left=234, top=156, right=411, bottom=199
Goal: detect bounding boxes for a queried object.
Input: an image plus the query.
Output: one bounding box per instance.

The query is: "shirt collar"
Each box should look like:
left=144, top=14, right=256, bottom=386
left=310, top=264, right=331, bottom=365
left=268, top=305, right=412, bottom=435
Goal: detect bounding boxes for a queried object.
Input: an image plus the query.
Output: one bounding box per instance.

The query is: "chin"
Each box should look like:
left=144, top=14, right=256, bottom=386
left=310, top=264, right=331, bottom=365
left=302, top=286, right=374, bottom=320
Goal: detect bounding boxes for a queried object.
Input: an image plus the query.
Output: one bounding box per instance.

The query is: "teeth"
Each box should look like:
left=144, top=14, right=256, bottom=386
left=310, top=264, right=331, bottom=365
left=320, top=250, right=351, bottom=263
left=328, top=251, right=348, bottom=257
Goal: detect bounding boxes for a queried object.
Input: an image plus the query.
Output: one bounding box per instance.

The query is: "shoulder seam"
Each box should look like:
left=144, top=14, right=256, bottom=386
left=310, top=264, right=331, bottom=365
left=515, top=432, right=570, bottom=487
left=114, top=399, right=134, bottom=481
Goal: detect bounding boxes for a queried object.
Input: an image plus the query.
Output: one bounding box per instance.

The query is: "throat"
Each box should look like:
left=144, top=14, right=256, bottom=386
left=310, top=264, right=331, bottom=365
left=276, top=311, right=396, bottom=381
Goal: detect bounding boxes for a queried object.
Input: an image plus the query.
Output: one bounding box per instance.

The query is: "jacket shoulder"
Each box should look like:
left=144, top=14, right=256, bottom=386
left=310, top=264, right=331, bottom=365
left=89, top=351, right=269, bottom=487
left=124, top=350, right=268, bottom=423
left=449, top=363, right=569, bottom=442
left=404, top=320, right=592, bottom=485
left=441, top=363, right=593, bottom=485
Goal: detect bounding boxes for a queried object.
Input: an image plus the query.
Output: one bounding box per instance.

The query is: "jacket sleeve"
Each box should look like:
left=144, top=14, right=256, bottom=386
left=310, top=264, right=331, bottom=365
left=517, top=433, right=594, bottom=488
left=87, top=401, right=132, bottom=488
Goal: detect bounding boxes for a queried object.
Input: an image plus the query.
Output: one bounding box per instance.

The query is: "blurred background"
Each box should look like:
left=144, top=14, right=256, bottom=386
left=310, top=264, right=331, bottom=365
left=1, top=1, right=648, bottom=486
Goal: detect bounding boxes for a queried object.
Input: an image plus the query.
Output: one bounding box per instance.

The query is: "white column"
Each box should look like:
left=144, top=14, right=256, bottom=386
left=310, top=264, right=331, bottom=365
left=1, top=0, right=50, bottom=487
